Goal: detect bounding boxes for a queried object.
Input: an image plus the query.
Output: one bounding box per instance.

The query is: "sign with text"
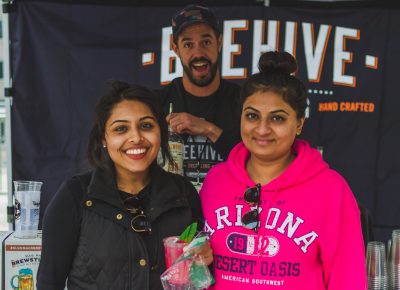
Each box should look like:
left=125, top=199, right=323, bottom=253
left=10, top=2, right=399, bottom=240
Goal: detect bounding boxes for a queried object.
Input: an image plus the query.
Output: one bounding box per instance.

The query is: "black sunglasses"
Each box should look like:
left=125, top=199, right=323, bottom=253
left=241, top=184, right=261, bottom=232
left=130, top=212, right=152, bottom=233
left=124, top=199, right=152, bottom=233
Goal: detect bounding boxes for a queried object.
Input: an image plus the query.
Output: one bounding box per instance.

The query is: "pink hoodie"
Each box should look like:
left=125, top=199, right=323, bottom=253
left=200, top=140, right=367, bottom=290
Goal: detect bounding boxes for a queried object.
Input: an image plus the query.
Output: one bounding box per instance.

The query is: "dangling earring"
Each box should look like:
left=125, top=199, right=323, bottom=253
left=103, top=144, right=107, bottom=148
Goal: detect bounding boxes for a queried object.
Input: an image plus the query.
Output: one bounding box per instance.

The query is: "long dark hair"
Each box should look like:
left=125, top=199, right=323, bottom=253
left=241, top=51, right=307, bottom=119
left=87, top=80, right=172, bottom=171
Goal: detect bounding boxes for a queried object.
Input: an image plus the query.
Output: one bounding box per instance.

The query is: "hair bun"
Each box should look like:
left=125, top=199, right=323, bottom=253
left=258, top=51, right=297, bottom=75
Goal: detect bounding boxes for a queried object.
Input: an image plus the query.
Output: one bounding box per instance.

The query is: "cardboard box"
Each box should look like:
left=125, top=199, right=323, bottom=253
left=0, top=232, right=13, bottom=290
left=2, top=231, right=41, bottom=290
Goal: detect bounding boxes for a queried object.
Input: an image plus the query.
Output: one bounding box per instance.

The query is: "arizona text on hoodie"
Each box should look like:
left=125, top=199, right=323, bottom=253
left=200, top=139, right=367, bottom=290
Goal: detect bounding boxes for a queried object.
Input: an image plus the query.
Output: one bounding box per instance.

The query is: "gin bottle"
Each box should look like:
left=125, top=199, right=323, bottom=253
left=164, top=103, right=184, bottom=175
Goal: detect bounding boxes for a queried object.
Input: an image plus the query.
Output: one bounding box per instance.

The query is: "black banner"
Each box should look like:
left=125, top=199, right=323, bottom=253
left=10, top=2, right=400, bottom=240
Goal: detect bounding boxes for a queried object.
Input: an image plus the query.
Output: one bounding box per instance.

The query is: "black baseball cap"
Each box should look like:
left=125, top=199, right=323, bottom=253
left=171, top=5, right=220, bottom=40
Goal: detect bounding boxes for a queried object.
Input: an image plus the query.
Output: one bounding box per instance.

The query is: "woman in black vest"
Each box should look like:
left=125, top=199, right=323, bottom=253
left=37, top=80, right=212, bottom=290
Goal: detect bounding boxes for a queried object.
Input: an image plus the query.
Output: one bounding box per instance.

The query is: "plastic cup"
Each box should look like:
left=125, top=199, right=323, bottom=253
left=13, top=180, right=43, bottom=239
left=163, top=236, right=188, bottom=268
left=162, top=236, right=190, bottom=288
left=366, top=241, right=388, bottom=289
left=389, top=229, right=400, bottom=289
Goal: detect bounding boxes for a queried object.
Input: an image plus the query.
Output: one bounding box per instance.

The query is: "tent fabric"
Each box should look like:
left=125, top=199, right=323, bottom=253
left=9, top=2, right=400, bottom=241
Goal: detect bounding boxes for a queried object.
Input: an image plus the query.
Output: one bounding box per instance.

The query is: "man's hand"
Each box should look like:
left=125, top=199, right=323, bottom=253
left=166, top=112, right=222, bottom=143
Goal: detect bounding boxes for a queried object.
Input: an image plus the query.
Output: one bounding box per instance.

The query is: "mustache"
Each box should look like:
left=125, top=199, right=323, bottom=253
left=189, top=57, right=211, bottom=67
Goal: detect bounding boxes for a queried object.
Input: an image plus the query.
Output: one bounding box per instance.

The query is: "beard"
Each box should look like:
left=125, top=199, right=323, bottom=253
left=181, top=57, right=219, bottom=87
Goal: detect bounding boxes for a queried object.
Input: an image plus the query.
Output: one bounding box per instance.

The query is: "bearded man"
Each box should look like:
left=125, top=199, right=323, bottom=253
left=155, top=4, right=241, bottom=191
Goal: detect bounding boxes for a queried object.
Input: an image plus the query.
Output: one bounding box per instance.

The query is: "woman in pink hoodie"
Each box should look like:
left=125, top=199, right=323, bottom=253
left=200, top=51, right=367, bottom=289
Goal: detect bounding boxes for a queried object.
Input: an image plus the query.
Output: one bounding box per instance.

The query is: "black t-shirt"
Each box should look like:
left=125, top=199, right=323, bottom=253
left=180, top=90, right=223, bottom=188
left=155, top=78, right=241, bottom=190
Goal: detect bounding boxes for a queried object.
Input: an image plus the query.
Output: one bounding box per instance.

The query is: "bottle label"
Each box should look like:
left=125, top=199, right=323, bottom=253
left=165, top=141, right=184, bottom=175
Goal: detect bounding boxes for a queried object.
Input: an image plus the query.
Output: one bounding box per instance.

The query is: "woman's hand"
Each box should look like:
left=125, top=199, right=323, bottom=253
left=187, top=241, right=214, bottom=266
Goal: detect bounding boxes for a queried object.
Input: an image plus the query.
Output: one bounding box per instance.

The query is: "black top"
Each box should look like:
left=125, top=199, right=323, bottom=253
left=155, top=78, right=241, bottom=187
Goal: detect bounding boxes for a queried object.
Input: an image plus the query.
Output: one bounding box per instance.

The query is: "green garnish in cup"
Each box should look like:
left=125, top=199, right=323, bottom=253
left=178, top=222, right=198, bottom=243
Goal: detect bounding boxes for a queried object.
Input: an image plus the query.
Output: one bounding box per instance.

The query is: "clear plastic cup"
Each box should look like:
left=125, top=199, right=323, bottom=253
left=163, top=236, right=188, bottom=269
left=366, top=241, right=388, bottom=289
left=13, top=180, right=42, bottom=239
left=162, top=236, right=190, bottom=288
left=389, top=229, right=400, bottom=289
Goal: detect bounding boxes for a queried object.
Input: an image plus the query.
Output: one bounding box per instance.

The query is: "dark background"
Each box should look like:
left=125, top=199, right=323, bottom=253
left=7, top=0, right=400, bottom=243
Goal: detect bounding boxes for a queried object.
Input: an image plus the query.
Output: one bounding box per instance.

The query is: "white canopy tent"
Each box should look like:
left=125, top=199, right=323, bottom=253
left=2, top=1, right=14, bottom=230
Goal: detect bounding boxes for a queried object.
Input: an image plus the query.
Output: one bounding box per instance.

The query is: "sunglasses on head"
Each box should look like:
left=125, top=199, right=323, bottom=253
left=241, top=184, right=261, bottom=232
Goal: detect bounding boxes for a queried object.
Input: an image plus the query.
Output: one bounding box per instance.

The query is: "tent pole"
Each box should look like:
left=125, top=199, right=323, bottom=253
left=2, top=1, right=14, bottom=231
